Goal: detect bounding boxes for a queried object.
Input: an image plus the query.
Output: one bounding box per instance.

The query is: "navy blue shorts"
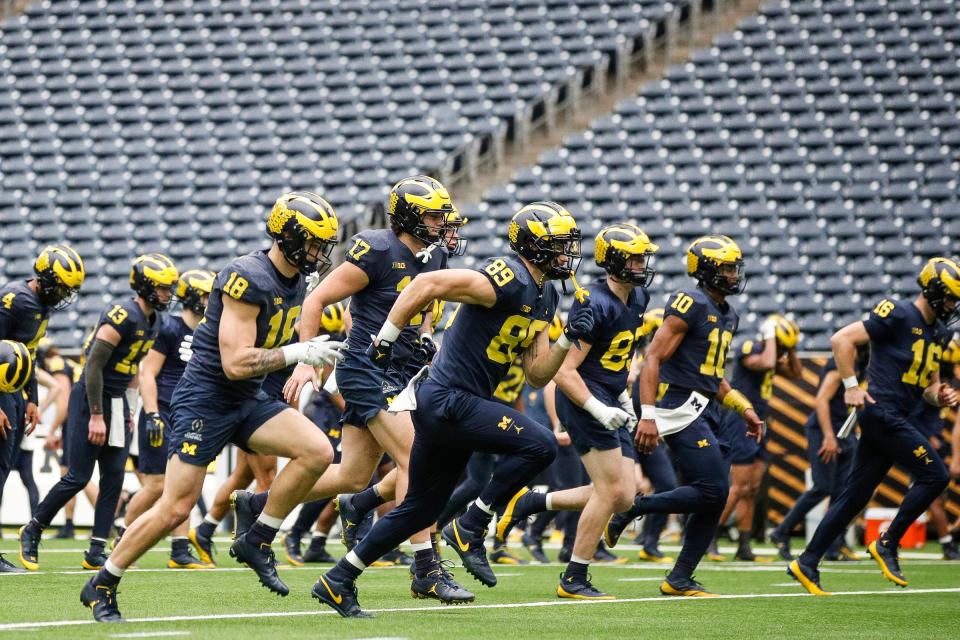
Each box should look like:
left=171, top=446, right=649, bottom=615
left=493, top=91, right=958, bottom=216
left=0, top=390, right=25, bottom=477
left=716, top=406, right=766, bottom=465
left=555, top=388, right=635, bottom=458
left=336, top=351, right=406, bottom=428
left=136, top=399, right=172, bottom=475
left=168, top=385, right=290, bottom=467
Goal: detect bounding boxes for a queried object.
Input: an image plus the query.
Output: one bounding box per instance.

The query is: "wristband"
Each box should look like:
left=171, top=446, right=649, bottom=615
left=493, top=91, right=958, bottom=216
left=640, top=404, right=657, bottom=421
left=556, top=333, right=572, bottom=350
left=376, top=320, right=402, bottom=344
left=722, top=389, right=754, bottom=416
left=842, top=376, right=859, bottom=390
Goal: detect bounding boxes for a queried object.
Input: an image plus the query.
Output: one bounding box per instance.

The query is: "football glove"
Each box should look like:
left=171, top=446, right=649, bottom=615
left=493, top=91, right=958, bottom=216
left=583, top=396, right=631, bottom=431
left=179, top=334, right=194, bottom=363
left=617, top=390, right=638, bottom=431
left=145, top=412, right=165, bottom=448
left=410, top=334, right=438, bottom=366
left=558, top=302, right=594, bottom=349
left=366, top=336, right=395, bottom=370
left=282, top=335, right=347, bottom=367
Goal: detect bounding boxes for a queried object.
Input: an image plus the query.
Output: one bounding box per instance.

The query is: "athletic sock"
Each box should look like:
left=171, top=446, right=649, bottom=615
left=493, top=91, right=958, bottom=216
left=351, top=485, right=387, bottom=514
left=246, top=520, right=279, bottom=547
left=307, top=534, right=327, bottom=552
left=458, top=500, right=494, bottom=533
left=94, top=563, right=123, bottom=587
left=412, top=541, right=435, bottom=578
left=563, top=555, right=590, bottom=581
left=195, top=519, right=217, bottom=539
left=171, top=536, right=190, bottom=555
left=327, top=555, right=363, bottom=583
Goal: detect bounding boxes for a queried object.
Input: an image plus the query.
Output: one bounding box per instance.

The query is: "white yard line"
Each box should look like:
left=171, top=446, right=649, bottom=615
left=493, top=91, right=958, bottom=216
left=1, top=587, right=958, bottom=631
left=110, top=632, right=191, bottom=638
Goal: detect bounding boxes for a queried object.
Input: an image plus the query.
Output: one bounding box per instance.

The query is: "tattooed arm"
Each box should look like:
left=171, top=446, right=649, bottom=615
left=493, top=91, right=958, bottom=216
left=219, top=295, right=287, bottom=380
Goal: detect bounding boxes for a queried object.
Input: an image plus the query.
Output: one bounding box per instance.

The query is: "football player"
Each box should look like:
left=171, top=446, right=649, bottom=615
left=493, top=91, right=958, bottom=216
left=268, top=176, right=474, bottom=604
left=619, top=236, right=760, bottom=596
left=715, top=314, right=801, bottom=561
left=789, top=258, right=958, bottom=595
left=0, top=341, right=37, bottom=572
left=119, top=269, right=215, bottom=569
left=494, top=223, right=658, bottom=598
left=77, top=193, right=345, bottom=622
left=769, top=347, right=869, bottom=561
left=311, top=201, right=592, bottom=617
left=0, top=244, right=85, bottom=554
left=21, top=253, right=173, bottom=572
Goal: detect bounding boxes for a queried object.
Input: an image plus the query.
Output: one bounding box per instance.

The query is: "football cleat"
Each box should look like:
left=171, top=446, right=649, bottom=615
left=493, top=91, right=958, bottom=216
left=868, top=539, right=907, bottom=587
left=442, top=519, right=497, bottom=587
left=839, top=545, right=860, bottom=561
left=82, top=548, right=108, bottom=571
left=334, top=493, right=368, bottom=551
left=490, top=546, right=528, bottom=565
left=734, top=547, right=772, bottom=562
left=381, top=548, right=413, bottom=566
left=230, top=490, right=258, bottom=542
left=495, top=487, right=536, bottom=544
left=660, top=575, right=719, bottom=597
left=282, top=532, right=305, bottom=567
left=594, top=542, right=626, bottom=564
left=557, top=573, right=615, bottom=600
left=311, top=574, right=373, bottom=618
left=411, top=562, right=476, bottom=604
left=768, top=529, right=792, bottom=561
left=0, top=553, right=25, bottom=573
left=557, top=546, right=572, bottom=563
left=303, top=539, right=338, bottom=563
left=706, top=540, right=726, bottom=562
left=168, top=547, right=210, bottom=570
left=638, top=548, right=672, bottom=564
left=603, top=512, right=638, bottom=548
left=942, top=541, right=960, bottom=561
left=521, top=531, right=550, bottom=563
left=80, top=577, right=123, bottom=622
left=18, top=525, right=40, bottom=571
left=787, top=559, right=830, bottom=596
left=54, top=522, right=76, bottom=540
left=189, top=527, right=217, bottom=566
left=229, top=535, right=289, bottom=596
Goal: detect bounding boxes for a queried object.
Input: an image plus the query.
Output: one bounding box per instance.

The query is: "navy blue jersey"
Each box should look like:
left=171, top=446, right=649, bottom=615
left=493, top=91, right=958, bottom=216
left=429, top=256, right=559, bottom=397
left=0, top=280, right=50, bottom=399
left=45, top=355, right=82, bottom=385
left=572, top=280, right=648, bottom=402
left=181, top=250, right=306, bottom=401
left=151, top=314, right=191, bottom=404
left=493, top=358, right=526, bottom=405
left=659, top=288, right=739, bottom=395
left=344, top=229, right=447, bottom=367
left=84, top=298, right=161, bottom=396
left=862, top=298, right=952, bottom=416
left=523, top=383, right=549, bottom=428
left=729, top=339, right=774, bottom=420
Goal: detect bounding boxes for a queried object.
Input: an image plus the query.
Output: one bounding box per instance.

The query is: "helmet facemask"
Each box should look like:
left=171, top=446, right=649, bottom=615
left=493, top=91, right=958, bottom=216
left=533, top=232, right=582, bottom=280
left=37, top=272, right=80, bottom=311
left=922, top=280, right=960, bottom=326
left=279, top=224, right=338, bottom=276
left=703, top=258, right=746, bottom=296
left=609, top=250, right=657, bottom=288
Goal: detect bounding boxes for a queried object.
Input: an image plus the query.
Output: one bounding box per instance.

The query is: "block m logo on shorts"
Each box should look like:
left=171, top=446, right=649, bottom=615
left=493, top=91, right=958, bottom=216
left=181, top=442, right=198, bottom=456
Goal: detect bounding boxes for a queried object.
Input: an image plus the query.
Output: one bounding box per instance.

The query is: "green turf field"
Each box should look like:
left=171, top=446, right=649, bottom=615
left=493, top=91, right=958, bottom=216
left=1, top=534, right=958, bottom=639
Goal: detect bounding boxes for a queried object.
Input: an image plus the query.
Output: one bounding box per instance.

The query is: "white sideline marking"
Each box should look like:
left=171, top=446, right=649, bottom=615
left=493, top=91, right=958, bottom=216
left=1, top=587, right=958, bottom=630
left=110, top=632, right=191, bottom=638
left=617, top=577, right=664, bottom=582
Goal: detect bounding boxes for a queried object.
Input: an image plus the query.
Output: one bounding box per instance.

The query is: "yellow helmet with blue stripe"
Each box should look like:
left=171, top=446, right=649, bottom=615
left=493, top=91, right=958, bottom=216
left=0, top=340, right=33, bottom=394
left=595, top=223, right=659, bottom=288
left=508, top=201, right=582, bottom=280
left=388, top=176, right=458, bottom=246
left=766, top=314, right=801, bottom=349
left=176, top=269, right=216, bottom=315
left=686, top=235, right=746, bottom=295
left=918, top=257, right=960, bottom=326
left=444, top=209, right=469, bottom=256
left=34, top=244, right=85, bottom=310
left=321, top=301, right=347, bottom=335
left=640, top=307, right=664, bottom=338
left=130, top=253, right=179, bottom=311
left=548, top=313, right=563, bottom=342
left=268, top=191, right=339, bottom=276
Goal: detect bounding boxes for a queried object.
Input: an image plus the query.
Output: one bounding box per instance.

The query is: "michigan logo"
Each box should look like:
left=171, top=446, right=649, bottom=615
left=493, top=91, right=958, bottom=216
left=914, top=445, right=927, bottom=458
left=498, top=416, right=516, bottom=432
left=181, top=442, right=198, bottom=456
left=697, top=439, right=710, bottom=448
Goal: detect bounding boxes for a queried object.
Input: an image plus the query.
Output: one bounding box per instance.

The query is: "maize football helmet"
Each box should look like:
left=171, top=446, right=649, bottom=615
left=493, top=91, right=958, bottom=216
left=130, top=253, right=179, bottom=311
left=508, top=202, right=582, bottom=280
left=918, top=257, right=960, bottom=326
left=176, top=269, right=216, bottom=315
left=765, top=314, right=800, bottom=349
left=0, top=340, right=33, bottom=394
left=320, top=301, right=347, bottom=335
left=687, top=235, right=746, bottom=296
left=594, top=223, right=658, bottom=288
left=388, top=176, right=457, bottom=247
left=267, top=191, right=339, bottom=276
left=34, top=244, right=85, bottom=311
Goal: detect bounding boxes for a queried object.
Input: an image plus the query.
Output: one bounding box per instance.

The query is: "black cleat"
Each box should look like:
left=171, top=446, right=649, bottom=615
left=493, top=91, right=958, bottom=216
left=82, top=548, right=108, bottom=571
left=604, top=512, right=639, bottom=548
left=0, top=553, right=25, bottom=573
left=303, top=540, right=338, bottom=563
left=230, top=490, right=257, bottom=541
left=189, top=527, right=217, bottom=567
left=311, top=574, right=373, bottom=618
left=334, top=493, right=366, bottom=551
left=787, top=559, right=830, bottom=596
left=868, top=539, right=907, bottom=587
left=18, top=524, right=40, bottom=571
left=81, top=577, right=123, bottom=622
left=769, top=529, right=793, bottom=561
left=521, top=531, right=549, bottom=563
left=660, top=575, right=719, bottom=597
left=54, top=522, right=76, bottom=540
left=282, top=532, right=305, bottom=567
left=411, top=561, right=476, bottom=604
left=494, top=487, right=538, bottom=544
left=557, top=546, right=572, bottom=563
left=593, top=542, right=627, bottom=564
left=442, top=519, right=497, bottom=587
left=381, top=548, right=413, bottom=566
left=557, top=572, right=615, bottom=600
left=943, top=541, right=960, bottom=561
left=229, top=535, right=289, bottom=596
left=168, top=547, right=210, bottom=569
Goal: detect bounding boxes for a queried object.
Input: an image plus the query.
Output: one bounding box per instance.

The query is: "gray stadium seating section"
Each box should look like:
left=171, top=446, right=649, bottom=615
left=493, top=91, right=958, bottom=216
left=0, top=0, right=690, bottom=345
left=457, top=0, right=960, bottom=349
